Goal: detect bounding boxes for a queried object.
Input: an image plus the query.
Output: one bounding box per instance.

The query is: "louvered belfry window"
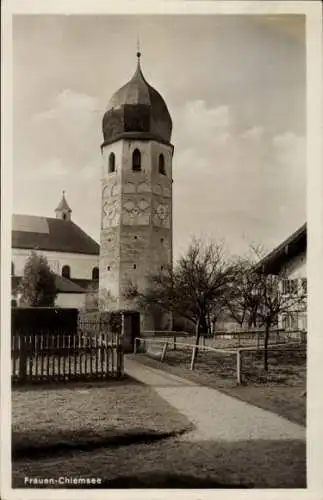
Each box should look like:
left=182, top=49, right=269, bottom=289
left=132, top=149, right=141, bottom=171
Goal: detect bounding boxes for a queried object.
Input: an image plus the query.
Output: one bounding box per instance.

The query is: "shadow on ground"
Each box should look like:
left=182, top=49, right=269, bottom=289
left=11, top=375, right=141, bottom=392
left=72, top=473, right=250, bottom=489
left=12, top=428, right=189, bottom=460
left=12, top=437, right=306, bottom=489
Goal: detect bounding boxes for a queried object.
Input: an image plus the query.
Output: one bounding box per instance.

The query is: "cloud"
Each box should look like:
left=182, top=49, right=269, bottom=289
left=241, top=125, right=264, bottom=141
left=174, top=100, right=230, bottom=147
left=34, top=89, right=99, bottom=121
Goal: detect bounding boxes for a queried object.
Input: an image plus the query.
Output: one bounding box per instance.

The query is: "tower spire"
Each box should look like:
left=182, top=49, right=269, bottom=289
left=136, top=34, right=141, bottom=65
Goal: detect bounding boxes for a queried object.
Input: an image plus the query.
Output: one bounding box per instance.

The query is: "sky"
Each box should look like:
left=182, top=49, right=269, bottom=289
left=12, top=14, right=306, bottom=260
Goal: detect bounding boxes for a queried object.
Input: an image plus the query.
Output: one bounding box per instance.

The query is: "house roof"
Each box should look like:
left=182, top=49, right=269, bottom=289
left=12, top=214, right=99, bottom=255
left=71, top=278, right=99, bottom=291
left=12, top=274, right=87, bottom=295
left=256, top=223, right=307, bottom=275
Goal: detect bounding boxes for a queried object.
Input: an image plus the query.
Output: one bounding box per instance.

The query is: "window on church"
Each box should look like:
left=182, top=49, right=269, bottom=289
left=11, top=262, right=15, bottom=276
left=92, top=267, right=99, bottom=280
left=159, top=154, right=166, bottom=175
left=62, top=265, right=71, bottom=279
left=109, top=152, right=116, bottom=173
left=62, top=213, right=67, bottom=220
left=132, top=149, right=141, bottom=171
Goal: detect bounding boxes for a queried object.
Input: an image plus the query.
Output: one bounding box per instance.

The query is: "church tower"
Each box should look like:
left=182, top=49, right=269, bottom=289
left=99, top=51, right=173, bottom=329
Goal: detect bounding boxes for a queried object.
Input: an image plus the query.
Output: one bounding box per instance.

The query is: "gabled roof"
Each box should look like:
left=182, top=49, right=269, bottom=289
left=12, top=274, right=87, bottom=295
left=12, top=214, right=99, bottom=255
left=256, top=223, right=307, bottom=275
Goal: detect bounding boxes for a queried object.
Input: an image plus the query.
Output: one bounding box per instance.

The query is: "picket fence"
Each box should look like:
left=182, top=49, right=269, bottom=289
left=11, top=330, right=123, bottom=384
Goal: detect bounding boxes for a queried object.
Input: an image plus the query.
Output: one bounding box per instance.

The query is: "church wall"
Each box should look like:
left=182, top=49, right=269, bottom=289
left=55, top=293, right=86, bottom=309
left=12, top=248, right=99, bottom=280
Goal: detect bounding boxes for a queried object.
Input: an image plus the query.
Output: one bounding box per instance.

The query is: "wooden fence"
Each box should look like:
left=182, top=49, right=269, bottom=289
left=134, top=336, right=306, bottom=384
left=11, top=331, right=123, bottom=384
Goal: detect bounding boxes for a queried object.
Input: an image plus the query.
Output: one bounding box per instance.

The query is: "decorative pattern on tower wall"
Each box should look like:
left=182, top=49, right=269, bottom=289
left=99, top=138, right=173, bottom=326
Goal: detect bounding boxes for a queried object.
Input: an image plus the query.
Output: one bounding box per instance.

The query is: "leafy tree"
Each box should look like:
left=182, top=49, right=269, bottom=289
left=18, top=251, right=57, bottom=307
left=125, top=238, right=235, bottom=352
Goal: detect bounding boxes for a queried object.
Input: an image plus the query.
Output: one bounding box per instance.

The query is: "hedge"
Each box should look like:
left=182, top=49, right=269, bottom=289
left=11, top=307, right=79, bottom=335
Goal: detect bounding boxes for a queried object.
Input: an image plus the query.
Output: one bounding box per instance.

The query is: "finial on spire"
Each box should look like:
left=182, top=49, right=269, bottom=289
left=62, top=190, right=66, bottom=196
left=136, top=34, right=141, bottom=60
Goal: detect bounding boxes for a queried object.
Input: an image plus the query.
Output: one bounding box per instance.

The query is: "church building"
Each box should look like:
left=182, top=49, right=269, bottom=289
left=12, top=50, right=174, bottom=327
left=11, top=192, right=99, bottom=308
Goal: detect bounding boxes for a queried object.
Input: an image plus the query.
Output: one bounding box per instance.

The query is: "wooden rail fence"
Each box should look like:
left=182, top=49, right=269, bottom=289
left=134, top=336, right=306, bottom=384
left=11, top=331, right=123, bottom=384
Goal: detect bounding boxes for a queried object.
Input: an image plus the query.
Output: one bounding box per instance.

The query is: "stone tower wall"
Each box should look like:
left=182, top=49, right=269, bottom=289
left=99, top=138, right=173, bottom=325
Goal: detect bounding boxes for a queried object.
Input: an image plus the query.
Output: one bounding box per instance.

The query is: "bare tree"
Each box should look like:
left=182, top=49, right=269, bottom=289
left=230, top=252, right=306, bottom=371
left=125, top=238, right=235, bottom=351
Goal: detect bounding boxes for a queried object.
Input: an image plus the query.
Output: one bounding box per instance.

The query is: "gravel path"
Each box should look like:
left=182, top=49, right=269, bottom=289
left=124, top=357, right=305, bottom=442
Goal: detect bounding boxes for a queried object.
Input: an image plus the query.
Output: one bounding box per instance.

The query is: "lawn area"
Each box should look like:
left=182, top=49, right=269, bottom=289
left=12, top=376, right=193, bottom=486
left=131, top=345, right=306, bottom=426
left=11, top=373, right=306, bottom=488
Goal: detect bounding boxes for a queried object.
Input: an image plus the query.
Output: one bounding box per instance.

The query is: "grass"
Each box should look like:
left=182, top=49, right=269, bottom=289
left=12, top=435, right=306, bottom=488
left=132, top=343, right=306, bottom=426
left=12, top=376, right=191, bottom=455
left=11, top=371, right=306, bottom=488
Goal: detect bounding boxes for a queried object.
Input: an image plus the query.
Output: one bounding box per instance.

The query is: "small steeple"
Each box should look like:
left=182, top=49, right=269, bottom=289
left=55, top=190, right=72, bottom=221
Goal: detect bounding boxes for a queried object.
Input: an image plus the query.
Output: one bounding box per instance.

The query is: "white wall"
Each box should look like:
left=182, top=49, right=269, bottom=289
left=283, top=251, right=306, bottom=279
left=12, top=248, right=99, bottom=280
left=55, top=293, right=86, bottom=309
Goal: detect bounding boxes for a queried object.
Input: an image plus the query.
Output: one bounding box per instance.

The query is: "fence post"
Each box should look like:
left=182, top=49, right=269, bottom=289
left=19, top=334, right=27, bottom=382
left=173, top=334, right=177, bottom=351
left=134, top=337, right=137, bottom=354
left=236, top=349, right=242, bottom=384
left=190, top=345, right=197, bottom=371
left=161, top=342, right=168, bottom=362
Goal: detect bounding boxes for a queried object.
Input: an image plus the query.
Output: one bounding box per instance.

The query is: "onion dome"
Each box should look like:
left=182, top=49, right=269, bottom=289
left=102, top=52, right=172, bottom=146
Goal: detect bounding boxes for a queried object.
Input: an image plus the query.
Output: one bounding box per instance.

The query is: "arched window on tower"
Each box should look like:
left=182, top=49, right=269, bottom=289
left=11, top=262, right=15, bottom=276
left=108, top=152, right=116, bottom=173
left=62, top=265, right=71, bottom=279
left=132, top=149, right=141, bottom=172
left=92, top=267, right=99, bottom=280
left=159, top=154, right=166, bottom=175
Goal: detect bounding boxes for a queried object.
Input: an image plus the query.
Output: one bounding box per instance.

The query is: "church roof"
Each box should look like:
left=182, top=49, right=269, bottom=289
left=12, top=214, right=99, bottom=255
left=12, top=274, right=87, bottom=294
left=102, top=53, right=172, bottom=146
